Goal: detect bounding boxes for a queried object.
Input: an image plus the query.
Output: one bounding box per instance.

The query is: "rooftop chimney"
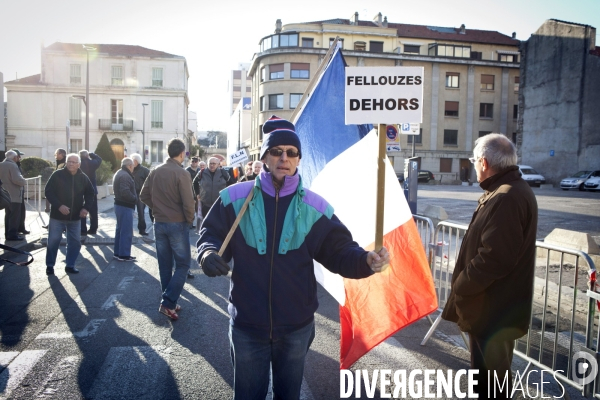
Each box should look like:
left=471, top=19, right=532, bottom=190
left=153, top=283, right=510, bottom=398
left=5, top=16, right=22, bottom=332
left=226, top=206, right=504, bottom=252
left=350, top=11, right=359, bottom=25
left=459, top=24, right=466, bottom=34
left=275, top=19, right=282, bottom=34
left=373, top=12, right=382, bottom=27
left=512, top=32, right=517, bottom=39
left=383, top=16, right=388, bottom=28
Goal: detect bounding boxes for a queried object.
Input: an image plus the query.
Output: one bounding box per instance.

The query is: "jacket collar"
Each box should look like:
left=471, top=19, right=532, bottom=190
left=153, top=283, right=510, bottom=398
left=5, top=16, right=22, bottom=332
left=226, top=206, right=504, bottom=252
left=166, top=158, right=183, bottom=168
left=258, top=169, right=300, bottom=197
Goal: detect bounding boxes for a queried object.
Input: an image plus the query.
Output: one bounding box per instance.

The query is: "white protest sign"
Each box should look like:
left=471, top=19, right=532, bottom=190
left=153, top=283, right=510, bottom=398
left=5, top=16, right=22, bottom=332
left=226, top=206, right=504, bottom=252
left=345, top=66, right=424, bottom=124
left=400, top=123, right=420, bottom=135
left=229, top=149, right=248, bottom=166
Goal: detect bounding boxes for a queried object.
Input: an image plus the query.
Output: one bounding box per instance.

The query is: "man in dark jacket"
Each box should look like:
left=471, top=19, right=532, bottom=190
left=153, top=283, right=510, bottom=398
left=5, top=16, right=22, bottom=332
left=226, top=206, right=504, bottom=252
left=131, top=153, right=152, bottom=236
left=442, top=133, right=538, bottom=398
left=79, top=150, right=102, bottom=235
left=193, top=157, right=229, bottom=217
left=197, top=116, right=389, bottom=399
left=45, top=153, right=95, bottom=275
left=113, top=157, right=137, bottom=261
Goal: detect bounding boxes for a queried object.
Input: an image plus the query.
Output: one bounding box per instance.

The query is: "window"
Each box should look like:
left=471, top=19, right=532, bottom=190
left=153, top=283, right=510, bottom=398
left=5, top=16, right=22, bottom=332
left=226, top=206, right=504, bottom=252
left=233, top=86, right=241, bottom=92
left=480, top=103, right=494, bottom=118
left=152, top=68, right=163, bottom=87
left=329, top=38, right=344, bottom=48
left=498, top=54, right=517, bottom=63
left=290, top=94, right=302, bottom=109
left=407, top=129, right=423, bottom=144
left=481, top=74, right=494, bottom=90
left=70, top=139, right=82, bottom=153
left=261, top=33, right=298, bottom=51
left=69, top=97, right=82, bottom=126
left=354, top=41, right=366, bottom=51
left=470, top=51, right=482, bottom=60
left=440, top=158, right=452, bottom=173
left=446, top=72, right=459, bottom=88
left=151, top=100, right=163, bottom=128
left=443, top=130, right=458, bottom=145
left=233, top=71, right=242, bottom=79
left=369, top=41, right=384, bottom=53
left=246, top=86, right=252, bottom=92
left=150, top=141, right=164, bottom=163
left=513, top=104, right=519, bottom=120
left=111, top=66, right=123, bottom=86
left=290, top=63, right=309, bottom=79
left=259, top=96, right=265, bottom=111
left=478, top=131, right=492, bottom=138
left=70, top=64, right=81, bottom=84
left=428, top=44, right=470, bottom=58
left=268, top=94, right=283, bottom=110
left=269, top=64, right=284, bottom=80
left=260, top=67, right=265, bottom=82
left=111, top=99, right=123, bottom=124
left=403, top=45, right=420, bottom=54
left=302, top=38, right=314, bottom=47
left=444, top=101, right=459, bottom=117
left=514, top=76, right=520, bottom=92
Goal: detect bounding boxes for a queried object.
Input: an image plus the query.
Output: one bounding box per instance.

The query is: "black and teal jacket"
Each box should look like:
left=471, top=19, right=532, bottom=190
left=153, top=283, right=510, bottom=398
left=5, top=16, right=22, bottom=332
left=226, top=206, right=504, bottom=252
left=197, top=169, right=373, bottom=340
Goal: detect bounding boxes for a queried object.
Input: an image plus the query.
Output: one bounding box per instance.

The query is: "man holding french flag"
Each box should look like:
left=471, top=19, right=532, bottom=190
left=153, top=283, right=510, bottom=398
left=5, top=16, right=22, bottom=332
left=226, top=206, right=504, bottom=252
left=197, top=115, right=390, bottom=399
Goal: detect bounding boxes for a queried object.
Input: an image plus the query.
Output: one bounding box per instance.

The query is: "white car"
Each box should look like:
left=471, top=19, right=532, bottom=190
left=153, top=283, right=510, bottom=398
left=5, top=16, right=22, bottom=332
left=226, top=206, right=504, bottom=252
left=584, top=176, right=600, bottom=192
left=560, top=170, right=600, bottom=191
left=518, top=165, right=546, bottom=187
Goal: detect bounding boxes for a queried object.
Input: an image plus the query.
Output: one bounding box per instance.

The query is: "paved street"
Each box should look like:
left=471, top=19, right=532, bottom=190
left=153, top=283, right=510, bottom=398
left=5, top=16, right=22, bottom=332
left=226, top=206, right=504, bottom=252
left=1, top=185, right=598, bottom=399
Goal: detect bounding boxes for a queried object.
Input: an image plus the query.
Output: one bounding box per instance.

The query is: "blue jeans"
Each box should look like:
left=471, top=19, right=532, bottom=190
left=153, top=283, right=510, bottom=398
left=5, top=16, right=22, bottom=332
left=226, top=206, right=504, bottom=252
left=154, top=221, right=190, bottom=309
left=46, top=218, right=81, bottom=268
left=114, top=205, right=134, bottom=257
left=229, top=321, right=315, bottom=400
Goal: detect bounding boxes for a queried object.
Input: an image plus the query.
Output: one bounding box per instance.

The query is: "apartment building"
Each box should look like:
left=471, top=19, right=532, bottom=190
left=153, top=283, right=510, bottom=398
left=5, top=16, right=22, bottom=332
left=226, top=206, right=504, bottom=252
left=5, top=43, right=189, bottom=165
left=246, top=13, right=520, bottom=180
left=228, top=63, right=252, bottom=116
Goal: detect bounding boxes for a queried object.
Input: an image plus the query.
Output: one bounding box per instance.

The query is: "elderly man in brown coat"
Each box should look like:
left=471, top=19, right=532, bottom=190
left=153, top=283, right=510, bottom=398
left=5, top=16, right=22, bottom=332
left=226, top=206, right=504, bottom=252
left=442, top=133, right=538, bottom=398
left=0, top=150, right=27, bottom=241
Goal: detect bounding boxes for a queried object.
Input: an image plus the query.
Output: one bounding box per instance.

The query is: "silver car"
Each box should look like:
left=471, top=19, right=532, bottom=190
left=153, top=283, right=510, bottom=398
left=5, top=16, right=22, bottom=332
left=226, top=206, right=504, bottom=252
left=560, top=170, right=600, bottom=191
left=584, top=176, right=600, bottom=192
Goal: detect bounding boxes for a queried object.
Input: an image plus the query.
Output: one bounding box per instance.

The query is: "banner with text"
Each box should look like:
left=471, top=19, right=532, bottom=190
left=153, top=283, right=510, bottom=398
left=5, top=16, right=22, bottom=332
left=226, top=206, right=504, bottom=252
left=345, top=66, right=424, bottom=125
left=228, top=149, right=248, bottom=166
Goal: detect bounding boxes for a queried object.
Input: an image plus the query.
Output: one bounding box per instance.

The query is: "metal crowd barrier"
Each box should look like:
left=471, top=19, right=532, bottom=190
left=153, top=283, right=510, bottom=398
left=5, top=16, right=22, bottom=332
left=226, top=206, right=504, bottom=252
left=24, top=176, right=47, bottom=227
left=412, top=216, right=600, bottom=397
left=412, top=215, right=435, bottom=264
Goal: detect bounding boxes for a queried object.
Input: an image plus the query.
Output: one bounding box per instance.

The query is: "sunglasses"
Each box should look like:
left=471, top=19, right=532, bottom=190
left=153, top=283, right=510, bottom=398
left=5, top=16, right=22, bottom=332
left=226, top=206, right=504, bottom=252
left=268, top=148, right=300, bottom=158
left=468, top=157, right=481, bottom=164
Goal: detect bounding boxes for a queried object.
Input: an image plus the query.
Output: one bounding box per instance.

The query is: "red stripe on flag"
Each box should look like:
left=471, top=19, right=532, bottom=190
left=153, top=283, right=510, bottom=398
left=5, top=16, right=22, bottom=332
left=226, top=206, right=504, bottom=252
left=340, top=219, right=438, bottom=369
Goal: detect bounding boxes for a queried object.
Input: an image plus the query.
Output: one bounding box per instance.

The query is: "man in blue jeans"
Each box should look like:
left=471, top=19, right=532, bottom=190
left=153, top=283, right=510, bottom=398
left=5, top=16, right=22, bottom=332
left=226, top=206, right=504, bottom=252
left=45, top=153, right=95, bottom=275
left=197, top=116, right=389, bottom=399
left=112, top=157, right=137, bottom=261
left=140, top=138, right=195, bottom=321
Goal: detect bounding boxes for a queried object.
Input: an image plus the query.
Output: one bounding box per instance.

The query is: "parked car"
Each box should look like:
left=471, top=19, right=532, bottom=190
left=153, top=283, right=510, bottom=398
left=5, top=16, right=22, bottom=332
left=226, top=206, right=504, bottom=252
left=518, top=165, right=546, bottom=187
left=584, top=176, right=600, bottom=192
left=560, top=170, right=600, bottom=191
left=397, top=170, right=435, bottom=184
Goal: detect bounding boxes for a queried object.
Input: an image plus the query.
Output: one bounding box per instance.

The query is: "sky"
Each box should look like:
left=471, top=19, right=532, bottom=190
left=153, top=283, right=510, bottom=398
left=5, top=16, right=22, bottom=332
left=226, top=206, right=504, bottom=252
left=1, top=0, right=598, bottom=132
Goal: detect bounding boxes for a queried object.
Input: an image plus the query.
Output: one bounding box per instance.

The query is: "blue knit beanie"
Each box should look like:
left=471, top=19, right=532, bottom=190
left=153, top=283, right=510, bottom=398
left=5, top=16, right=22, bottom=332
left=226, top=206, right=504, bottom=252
left=259, top=115, right=302, bottom=160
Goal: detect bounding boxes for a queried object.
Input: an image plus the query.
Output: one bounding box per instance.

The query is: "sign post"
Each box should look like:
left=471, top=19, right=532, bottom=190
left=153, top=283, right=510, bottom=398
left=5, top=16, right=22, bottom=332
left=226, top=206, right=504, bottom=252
left=345, top=66, right=424, bottom=255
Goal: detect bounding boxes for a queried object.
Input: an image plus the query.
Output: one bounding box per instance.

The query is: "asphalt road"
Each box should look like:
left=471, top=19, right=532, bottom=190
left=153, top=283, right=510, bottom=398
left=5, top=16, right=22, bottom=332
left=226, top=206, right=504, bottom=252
left=1, top=186, right=598, bottom=399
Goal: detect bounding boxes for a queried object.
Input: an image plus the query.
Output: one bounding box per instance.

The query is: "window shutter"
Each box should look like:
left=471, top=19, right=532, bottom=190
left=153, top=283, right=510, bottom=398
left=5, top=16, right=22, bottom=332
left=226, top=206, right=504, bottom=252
left=269, top=64, right=284, bottom=73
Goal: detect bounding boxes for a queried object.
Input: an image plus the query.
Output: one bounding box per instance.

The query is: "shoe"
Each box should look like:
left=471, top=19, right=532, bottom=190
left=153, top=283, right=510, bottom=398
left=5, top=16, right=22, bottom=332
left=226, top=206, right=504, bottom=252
left=6, top=236, right=25, bottom=241
left=46, top=267, right=54, bottom=275
left=113, top=254, right=120, bottom=260
left=80, top=232, right=87, bottom=237
left=42, top=225, right=48, bottom=229
left=139, top=231, right=148, bottom=236
left=19, top=230, right=30, bottom=235
left=187, top=271, right=195, bottom=279
left=87, top=230, right=97, bottom=235
left=175, top=304, right=182, bottom=312
left=116, top=256, right=137, bottom=261
left=65, top=266, right=79, bottom=274
left=159, top=305, right=179, bottom=321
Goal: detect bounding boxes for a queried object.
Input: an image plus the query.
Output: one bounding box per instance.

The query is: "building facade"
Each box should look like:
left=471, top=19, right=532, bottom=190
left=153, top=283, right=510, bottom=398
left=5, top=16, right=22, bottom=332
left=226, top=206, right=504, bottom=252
left=228, top=63, right=252, bottom=116
left=518, top=19, right=599, bottom=184
left=247, top=13, right=521, bottom=180
left=5, top=43, right=190, bottom=165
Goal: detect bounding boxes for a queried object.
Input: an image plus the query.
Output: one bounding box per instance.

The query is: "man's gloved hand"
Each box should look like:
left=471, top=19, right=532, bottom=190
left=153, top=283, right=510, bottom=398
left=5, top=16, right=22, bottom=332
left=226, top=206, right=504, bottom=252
left=200, top=251, right=230, bottom=277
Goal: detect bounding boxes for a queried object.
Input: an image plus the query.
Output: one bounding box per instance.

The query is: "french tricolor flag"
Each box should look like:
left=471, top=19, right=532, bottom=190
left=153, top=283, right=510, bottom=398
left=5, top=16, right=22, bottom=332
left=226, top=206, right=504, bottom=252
left=294, top=48, right=438, bottom=369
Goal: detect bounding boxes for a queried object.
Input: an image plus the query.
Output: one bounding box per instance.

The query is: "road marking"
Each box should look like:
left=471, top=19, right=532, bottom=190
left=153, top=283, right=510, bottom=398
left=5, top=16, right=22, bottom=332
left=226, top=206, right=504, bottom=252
left=0, top=350, right=47, bottom=400
left=101, top=294, right=123, bottom=310
left=0, top=352, right=19, bottom=369
left=36, top=355, right=79, bottom=398
left=36, top=319, right=106, bottom=340
left=117, top=277, right=135, bottom=291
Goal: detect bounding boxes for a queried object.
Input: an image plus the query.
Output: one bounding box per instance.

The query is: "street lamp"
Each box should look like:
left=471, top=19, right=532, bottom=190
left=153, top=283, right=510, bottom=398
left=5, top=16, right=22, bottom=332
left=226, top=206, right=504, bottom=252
left=72, top=95, right=86, bottom=150
left=141, top=103, right=148, bottom=164
left=82, top=44, right=96, bottom=149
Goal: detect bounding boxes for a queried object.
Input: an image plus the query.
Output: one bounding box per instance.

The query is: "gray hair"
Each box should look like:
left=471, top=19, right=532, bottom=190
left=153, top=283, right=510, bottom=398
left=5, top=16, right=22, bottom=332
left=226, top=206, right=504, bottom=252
left=121, top=157, right=134, bottom=168
left=79, top=149, right=89, bottom=159
left=473, top=133, right=517, bottom=170
left=130, top=153, right=142, bottom=164
left=66, top=153, right=81, bottom=163
left=252, top=161, right=263, bottom=168
left=5, top=150, right=17, bottom=160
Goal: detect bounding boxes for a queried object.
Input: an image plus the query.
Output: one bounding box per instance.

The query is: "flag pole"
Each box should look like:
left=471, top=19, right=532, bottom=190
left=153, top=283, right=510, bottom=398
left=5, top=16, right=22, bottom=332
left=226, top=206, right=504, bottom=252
left=375, top=123, right=386, bottom=252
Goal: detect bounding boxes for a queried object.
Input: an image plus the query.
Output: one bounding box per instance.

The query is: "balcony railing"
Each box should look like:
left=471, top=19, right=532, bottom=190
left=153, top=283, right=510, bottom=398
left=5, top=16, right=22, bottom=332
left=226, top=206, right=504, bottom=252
left=98, top=119, right=133, bottom=132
